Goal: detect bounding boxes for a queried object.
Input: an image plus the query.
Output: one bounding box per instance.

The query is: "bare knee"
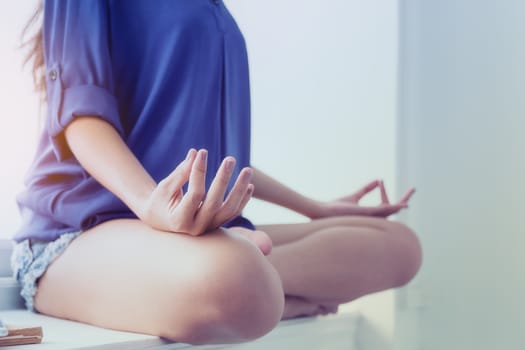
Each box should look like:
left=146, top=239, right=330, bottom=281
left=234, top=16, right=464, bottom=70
left=160, top=233, right=284, bottom=344
left=387, top=222, right=422, bottom=287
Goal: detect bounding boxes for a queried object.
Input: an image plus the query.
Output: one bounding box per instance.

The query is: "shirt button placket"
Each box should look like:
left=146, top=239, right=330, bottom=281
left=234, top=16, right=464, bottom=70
left=211, top=0, right=225, bottom=32
left=49, top=69, right=57, bottom=81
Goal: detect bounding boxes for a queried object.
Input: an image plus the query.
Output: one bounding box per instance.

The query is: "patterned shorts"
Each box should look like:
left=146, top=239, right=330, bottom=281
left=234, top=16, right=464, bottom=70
left=10, top=232, right=82, bottom=312
left=0, top=319, right=6, bottom=337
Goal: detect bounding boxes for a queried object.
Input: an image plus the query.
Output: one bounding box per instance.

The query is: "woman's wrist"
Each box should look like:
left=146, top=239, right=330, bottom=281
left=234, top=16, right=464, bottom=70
left=251, top=168, right=327, bottom=219
left=300, top=197, right=325, bottom=219
left=128, top=180, right=157, bottom=222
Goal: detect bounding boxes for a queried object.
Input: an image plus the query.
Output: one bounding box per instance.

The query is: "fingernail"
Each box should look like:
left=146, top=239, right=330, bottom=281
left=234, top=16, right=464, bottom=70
left=243, top=168, right=253, bottom=183
left=200, top=150, right=208, bottom=162
left=186, top=149, right=194, bottom=160
left=225, top=158, right=234, bottom=173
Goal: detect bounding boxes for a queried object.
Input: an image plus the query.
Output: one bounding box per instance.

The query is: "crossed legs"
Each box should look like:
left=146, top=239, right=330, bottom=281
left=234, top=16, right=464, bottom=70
left=34, top=219, right=284, bottom=345
left=34, top=216, right=421, bottom=344
left=261, top=216, right=422, bottom=318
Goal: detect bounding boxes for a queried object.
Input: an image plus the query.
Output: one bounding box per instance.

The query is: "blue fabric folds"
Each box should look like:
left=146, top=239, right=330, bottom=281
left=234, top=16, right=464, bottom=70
left=15, top=0, right=253, bottom=242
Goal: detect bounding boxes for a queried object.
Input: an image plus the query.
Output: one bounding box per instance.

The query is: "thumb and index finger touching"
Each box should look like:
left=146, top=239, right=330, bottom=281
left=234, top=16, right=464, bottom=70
left=357, top=179, right=416, bottom=215
left=350, top=179, right=415, bottom=205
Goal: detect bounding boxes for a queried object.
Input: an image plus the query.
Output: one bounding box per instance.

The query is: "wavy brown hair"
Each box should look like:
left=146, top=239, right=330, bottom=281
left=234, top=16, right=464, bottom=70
left=21, top=0, right=45, bottom=101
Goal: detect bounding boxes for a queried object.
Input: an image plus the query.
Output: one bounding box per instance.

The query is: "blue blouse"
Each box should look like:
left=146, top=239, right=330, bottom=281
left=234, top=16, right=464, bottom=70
left=14, top=0, right=253, bottom=242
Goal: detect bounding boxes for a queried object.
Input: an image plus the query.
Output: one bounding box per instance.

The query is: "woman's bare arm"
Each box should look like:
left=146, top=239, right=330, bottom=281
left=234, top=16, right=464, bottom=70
left=64, top=116, right=254, bottom=235
left=251, top=167, right=318, bottom=218
left=251, top=167, right=415, bottom=219
left=65, top=117, right=156, bottom=217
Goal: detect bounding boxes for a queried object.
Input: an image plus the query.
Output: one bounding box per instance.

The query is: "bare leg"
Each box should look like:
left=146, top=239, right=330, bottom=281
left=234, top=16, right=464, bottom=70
left=259, top=216, right=422, bottom=319
left=34, top=219, right=284, bottom=345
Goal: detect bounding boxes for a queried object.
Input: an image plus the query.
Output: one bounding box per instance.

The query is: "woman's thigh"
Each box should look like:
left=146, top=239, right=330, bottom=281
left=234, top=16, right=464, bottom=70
left=34, top=219, right=284, bottom=344
left=258, top=215, right=416, bottom=246
left=259, top=216, right=422, bottom=303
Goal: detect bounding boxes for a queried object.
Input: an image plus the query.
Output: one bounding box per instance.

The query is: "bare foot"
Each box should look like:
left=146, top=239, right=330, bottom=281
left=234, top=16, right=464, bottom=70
left=282, top=296, right=339, bottom=320
left=227, top=226, right=273, bottom=256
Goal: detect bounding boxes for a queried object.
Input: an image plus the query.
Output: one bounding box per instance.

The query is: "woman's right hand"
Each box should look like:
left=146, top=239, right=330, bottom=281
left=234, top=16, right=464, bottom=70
left=138, top=148, right=254, bottom=236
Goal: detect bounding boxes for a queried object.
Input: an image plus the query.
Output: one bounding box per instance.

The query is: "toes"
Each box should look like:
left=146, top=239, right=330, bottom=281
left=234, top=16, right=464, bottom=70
left=282, top=297, right=335, bottom=319
left=319, top=304, right=339, bottom=315
left=250, top=230, right=273, bottom=256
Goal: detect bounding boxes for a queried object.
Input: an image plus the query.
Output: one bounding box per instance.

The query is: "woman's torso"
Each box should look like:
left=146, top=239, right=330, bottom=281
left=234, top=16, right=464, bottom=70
left=15, top=0, right=252, bottom=242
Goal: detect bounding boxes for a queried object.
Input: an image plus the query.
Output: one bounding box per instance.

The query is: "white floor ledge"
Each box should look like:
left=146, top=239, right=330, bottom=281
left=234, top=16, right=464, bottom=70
left=0, top=310, right=361, bottom=350
left=1, top=242, right=361, bottom=349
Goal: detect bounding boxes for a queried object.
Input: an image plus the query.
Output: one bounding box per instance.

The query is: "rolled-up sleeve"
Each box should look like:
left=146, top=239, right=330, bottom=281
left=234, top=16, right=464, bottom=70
left=44, top=0, right=123, bottom=160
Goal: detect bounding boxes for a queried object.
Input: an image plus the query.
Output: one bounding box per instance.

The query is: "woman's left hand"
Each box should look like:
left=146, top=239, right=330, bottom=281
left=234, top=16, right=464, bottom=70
left=310, top=180, right=415, bottom=219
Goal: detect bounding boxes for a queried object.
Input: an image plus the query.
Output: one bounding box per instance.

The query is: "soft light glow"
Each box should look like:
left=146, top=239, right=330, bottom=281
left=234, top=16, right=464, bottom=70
left=0, top=1, right=40, bottom=239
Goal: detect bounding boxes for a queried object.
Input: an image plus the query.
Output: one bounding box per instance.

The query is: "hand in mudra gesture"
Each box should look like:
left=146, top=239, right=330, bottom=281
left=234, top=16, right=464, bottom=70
left=311, top=180, right=416, bottom=219
left=139, top=148, right=254, bottom=236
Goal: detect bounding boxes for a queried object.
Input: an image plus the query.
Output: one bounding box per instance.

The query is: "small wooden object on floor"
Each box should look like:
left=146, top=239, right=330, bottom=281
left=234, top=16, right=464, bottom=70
left=0, top=326, right=43, bottom=347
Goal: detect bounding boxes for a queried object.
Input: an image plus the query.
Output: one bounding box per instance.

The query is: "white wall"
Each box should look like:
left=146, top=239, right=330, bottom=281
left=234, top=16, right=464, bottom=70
left=396, top=0, right=525, bottom=349
left=0, top=1, right=40, bottom=240
left=226, top=0, right=399, bottom=344
left=227, top=1, right=399, bottom=222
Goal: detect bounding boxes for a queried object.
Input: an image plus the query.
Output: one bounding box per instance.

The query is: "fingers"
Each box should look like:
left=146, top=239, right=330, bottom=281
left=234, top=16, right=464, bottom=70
left=236, top=183, right=254, bottom=215
left=157, top=148, right=196, bottom=200
left=375, top=181, right=416, bottom=214
left=379, top=180, right=390, bottom=204
left=376, top=204, right=407, bottom=217
left=356, top=204, right=406, bottom=217
left=168, top=152, right=254, bottom=236
left=352, top=180, right=380, bottom=202
left=195, top=156, right=236, bottom=228
left=398, top=187, right=416, bottom=205
left=359, top=183, right=415, bottom=217
left=210, top=167, right=253, bottom=228
left=177, top=149, right=208, bottom=228
left=378, top=181, right=415, bottom=208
